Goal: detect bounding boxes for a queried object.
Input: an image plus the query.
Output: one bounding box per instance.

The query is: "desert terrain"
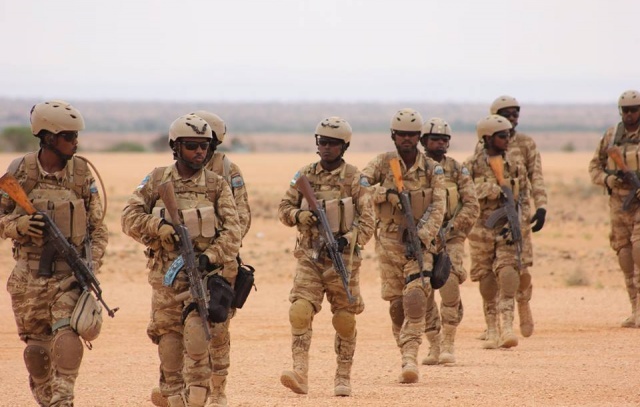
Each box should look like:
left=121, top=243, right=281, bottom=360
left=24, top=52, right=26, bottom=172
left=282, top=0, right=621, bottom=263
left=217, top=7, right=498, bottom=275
left=0, top=150, right=639, bottom=407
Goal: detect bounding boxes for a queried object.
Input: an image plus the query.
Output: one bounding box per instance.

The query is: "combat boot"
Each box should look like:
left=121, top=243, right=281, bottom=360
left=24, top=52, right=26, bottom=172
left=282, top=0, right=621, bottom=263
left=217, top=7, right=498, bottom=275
left=399, top=341, right=420, bottom=383
left=421, top=331, right=441, bottom=365
left=622, top=297, right=638, bottom=328
left=167, top=394, right=187, bottom=407
left=334, top=332, right=356, bottom=397
left=438, top=324, right=456, bottom=364
left=482, top=315, right=499, bottom=350
left=151, top=387, right=169, bottom=407
left=205, top=375, right=227, bottom=407
left=280, top=331, right=311, bottom=394
left=499, top=299, right=518, bottom=348
left=518, top=300, right=534, bottom=337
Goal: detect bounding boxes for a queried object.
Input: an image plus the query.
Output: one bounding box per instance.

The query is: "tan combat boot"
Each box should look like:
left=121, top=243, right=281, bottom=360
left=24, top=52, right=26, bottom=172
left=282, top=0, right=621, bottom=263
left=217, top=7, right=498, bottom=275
left=622, top=297, right=637, bottom=328
left=421, top=331, right=441, bottom=365
left=280, top=331, right=311, bottom=394
left=438, top=324, right=456, bottom=364
left=205, top=375, right=227, bottom=407
left=151, top=387, right=169, bottom=407
left=499, top=299, right=519, bottom=348
left=518, top=300, right=534, bottom=337
left=482, top=314, right=499, bottom=350
left=399, top=341, right=420, bottom=383
left=167, top=394, right=187, bottom=407
left=334, top=332, right=356, bottom=396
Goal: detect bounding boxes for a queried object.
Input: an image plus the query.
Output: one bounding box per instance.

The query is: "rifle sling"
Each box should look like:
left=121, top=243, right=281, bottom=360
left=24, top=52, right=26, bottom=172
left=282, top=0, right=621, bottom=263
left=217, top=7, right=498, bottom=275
left=405, top=270, right=432, bottom=285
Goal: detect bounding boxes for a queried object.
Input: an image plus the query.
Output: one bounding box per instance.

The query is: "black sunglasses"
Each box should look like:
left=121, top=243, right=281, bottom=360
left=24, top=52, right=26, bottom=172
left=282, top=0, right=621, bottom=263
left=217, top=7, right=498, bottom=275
left=426, top=135, right=450, bottom=142
left=317, top=138, right=342, bottom=147
left=493, top=131, right=510, bottom=139
left=57, top=131, right=78, bottom=142
left=181, top=141, right=210, bottom=151
left=622, top=106, right=640, bottom=114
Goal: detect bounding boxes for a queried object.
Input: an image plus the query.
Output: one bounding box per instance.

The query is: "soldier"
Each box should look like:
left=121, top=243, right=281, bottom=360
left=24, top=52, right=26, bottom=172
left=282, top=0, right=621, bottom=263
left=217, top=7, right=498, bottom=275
left=278, top=117, right=374, bottom=397
left=121, top=114, right=241, bottom=407
left=465, top=115, right=528, bottom=349
left=420, top=118, right=479, bottom=365
left=0, top=100, right=108, bottom=406
left=362, top=108, right=446, bottom=383
left=588, top=89, right=640, bottom=328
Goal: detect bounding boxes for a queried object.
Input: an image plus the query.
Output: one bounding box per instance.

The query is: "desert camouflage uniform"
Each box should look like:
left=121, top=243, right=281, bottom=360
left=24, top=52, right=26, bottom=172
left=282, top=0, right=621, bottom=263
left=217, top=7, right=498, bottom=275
left=278, top=160, right=374, bottom=393
left=423, top=156, right=479, bottom=361
left=362, top=152, right=445, bottom=374
left=121, top=164, right=241, bottom=406
left=0, top=155, right=108, bottom=407
left=465, top=149, right=528, bottom=348
left=589, top=124, right=640, bottom=326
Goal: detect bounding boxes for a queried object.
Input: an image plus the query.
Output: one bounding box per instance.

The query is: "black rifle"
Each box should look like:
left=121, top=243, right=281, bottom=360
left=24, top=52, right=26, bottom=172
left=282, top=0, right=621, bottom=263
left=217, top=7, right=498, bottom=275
left=295, top=174, right=354, bottom=303
left=158, top=181, right=212, bottom=340
left=0, top=173, right=118, bottom=317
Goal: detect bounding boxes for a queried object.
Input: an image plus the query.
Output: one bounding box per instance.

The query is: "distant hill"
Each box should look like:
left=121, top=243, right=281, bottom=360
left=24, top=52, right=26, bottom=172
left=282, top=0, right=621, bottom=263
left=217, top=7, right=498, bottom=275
left=0, top=98, right=620, bottom=134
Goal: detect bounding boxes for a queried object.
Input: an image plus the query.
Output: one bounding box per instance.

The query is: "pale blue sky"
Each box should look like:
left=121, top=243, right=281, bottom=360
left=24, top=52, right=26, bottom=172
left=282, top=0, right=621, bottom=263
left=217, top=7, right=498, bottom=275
left=0, top=0, right=637, bottom=103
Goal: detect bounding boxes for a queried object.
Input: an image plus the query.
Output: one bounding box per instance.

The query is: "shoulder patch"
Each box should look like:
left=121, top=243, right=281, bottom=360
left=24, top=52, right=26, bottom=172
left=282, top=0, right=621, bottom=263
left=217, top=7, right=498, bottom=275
left=461, top=166, right=470, bottom=176
left=434, top=165, right=444, bottom=175
left=231, top=175, right=244, bottom=188
left=89, top=182, right=98, bottom=194
left=359, top=175, right=370, bottom=187
left=137, top=174, right=151, bottom=190
left=290, top=171, right=301, bottom=187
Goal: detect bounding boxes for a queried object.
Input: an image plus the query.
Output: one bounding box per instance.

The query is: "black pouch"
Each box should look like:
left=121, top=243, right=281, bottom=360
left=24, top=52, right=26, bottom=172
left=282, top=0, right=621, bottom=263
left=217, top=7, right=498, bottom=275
left=231, top=262, right=256, bottom=309
left=431, top=251, right=451, bottom=289
left=207, top=274, right=235, bottom=323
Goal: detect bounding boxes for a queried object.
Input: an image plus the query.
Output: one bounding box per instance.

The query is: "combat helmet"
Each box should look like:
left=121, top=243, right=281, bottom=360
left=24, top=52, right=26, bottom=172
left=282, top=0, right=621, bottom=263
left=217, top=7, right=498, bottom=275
left=476, top=114, right=512, bottom=141
left=191, top=110, right=226, bottom=144
left=422, top=117, right=452, bottom=139
left=315, top=116, right=352, bottom=143
left=168, top=114, right=212, bottom=142
left=490, top=95, right=520, bottom=115
left=618, top=90, right=640, bottom=108
left=30, top=100, right=85, bottom=136
left=390, top=108, right=423, bottom=132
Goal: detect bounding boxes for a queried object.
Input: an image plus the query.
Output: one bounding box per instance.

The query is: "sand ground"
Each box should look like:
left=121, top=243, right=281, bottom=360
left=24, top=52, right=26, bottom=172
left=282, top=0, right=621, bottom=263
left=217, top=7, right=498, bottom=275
left=0, top=151, right=639, bottom=407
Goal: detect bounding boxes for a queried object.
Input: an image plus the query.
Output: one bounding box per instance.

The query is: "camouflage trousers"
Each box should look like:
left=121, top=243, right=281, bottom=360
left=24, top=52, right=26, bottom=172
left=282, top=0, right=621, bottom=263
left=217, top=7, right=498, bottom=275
left=425, top=237, right=466, bottom=332
left=468, top=215, right=522, bottom=282
left=6, top=259, right=82, bottom=407
left=148, top=260, right=233, bottom=401
left=608, top=194, right=640, bottom=305
left=375, top=232, right=435, bottom=347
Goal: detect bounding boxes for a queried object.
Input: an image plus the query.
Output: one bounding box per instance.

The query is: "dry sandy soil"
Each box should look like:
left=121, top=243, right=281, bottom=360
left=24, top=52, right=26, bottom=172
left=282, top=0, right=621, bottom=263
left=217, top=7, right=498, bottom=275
left=0, top=151, right=639, bottom=407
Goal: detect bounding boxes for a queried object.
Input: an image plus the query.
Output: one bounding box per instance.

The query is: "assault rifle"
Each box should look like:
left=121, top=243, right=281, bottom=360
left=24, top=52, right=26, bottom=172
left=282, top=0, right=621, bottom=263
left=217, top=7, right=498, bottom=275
left=295, top=174, right=354, bottom=303
left=389, top=157, right=428, bottom=288
left=607, top=146, right=640, bottom=211
left=484, top=155, right=522, bottom=269
left=0, top=173, right=118, bottom=317
left=158, top=181, right=211, bottom=340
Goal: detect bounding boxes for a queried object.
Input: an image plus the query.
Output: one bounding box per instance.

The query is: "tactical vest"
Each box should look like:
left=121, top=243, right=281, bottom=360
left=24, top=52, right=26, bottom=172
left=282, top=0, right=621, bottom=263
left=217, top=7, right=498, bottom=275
left=376, top=152, right=433, bottom=226
left=208, top=153, right=232, bottom=184
left=148, top=167, right=221, bottom=253
left=8, top=153, right=90, bottom=270
left=471, top=156, right=520, bottom=210
left=605, top=122, right=640, bottom=176
left=299, top=163, right=357, bottom=235
left=441, top=157, right=462, bottom=221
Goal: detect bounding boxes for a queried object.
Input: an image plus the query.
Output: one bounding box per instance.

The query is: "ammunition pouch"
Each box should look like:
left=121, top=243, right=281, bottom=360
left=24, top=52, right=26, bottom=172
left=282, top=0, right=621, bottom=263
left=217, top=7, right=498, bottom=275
left=404, top=251, right=450, bottom=290
left=206, top=274, right=234, bottom=323
left=231, top=262, right=256, bottom=309
left=70, top=290, right=103, bottom=342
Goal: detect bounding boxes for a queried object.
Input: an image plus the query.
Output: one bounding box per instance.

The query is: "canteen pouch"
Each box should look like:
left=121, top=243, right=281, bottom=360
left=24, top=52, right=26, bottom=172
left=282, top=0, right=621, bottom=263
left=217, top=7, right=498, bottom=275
left=231, top=262, right=256, bottom=309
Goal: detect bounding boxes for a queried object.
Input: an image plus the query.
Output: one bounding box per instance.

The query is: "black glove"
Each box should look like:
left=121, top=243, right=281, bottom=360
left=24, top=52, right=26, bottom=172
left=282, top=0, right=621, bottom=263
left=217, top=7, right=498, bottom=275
left=198, top=254, right=218, bottom=272
left=499, top=227, right=514, bottom=245
left=337, top=237, right=348, bottom=252
left=530, top=208, right=546, bottom=233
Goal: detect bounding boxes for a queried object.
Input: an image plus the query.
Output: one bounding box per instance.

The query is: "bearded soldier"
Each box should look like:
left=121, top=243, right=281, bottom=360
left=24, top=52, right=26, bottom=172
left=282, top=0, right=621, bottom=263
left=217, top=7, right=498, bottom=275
left=122, top=114, right=241, bottom=407
left=589, top=89, right=640, bottom=328
left=0, top=100, right=108, bottom=406
left=420, top=118, right=479, bottom=365
left=362, top=108, right=446, bottom=383
left=278, top=117, right=374, bottom=397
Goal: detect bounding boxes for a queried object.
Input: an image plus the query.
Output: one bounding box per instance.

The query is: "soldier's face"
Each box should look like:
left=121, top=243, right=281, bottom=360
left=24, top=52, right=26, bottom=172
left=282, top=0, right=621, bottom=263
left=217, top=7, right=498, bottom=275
left=53, top=131, right=78, bottom=156
left=178, top=137, right=209, bottom=167
left=423, top=134, right=450, bottom=155
left=317, top=136, right=344, bottom=162
left=621, top=105, right=640, bottom=127
left=392, top=131, right=420, bottom=154
left=497, top=108, right=519, bottom=130
left=490, top=131, right=510, bottom=152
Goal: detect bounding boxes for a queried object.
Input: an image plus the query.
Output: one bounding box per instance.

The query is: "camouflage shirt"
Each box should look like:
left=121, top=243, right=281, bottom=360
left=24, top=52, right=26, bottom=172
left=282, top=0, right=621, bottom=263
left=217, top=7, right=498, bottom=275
left=438, top=155, right=480, bottom=240
left=589, top=123, right=640, bottom=191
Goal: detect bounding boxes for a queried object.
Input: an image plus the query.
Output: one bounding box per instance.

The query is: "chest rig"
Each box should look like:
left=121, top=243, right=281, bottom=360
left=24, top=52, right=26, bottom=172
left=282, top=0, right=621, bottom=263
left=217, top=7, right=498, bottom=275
left=441, top=157, right=462, bottom=222
left=149, top=167, right=220, bottom=253
left=472, top=155, right=520, bottom=210
left=377, top=152, right=433, bottom=226
left=605, top=122, right=640, bottom=177
left=299, top=163, right=357, bottom=235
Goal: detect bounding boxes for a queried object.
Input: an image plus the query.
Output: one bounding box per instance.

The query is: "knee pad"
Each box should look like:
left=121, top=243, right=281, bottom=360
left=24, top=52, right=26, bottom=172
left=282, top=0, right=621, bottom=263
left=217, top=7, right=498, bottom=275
left=498, top=266, right=520, bottom=297
left=184, top=316, right=209, bottom=361
left=289, top=299, right=314, bottom=335
left=24, top=340, right=52, bottom=384
left=332, top=310, right=356, bottom=340
left=618, top=246, right=634, bottom=275
left=403, top=288, right=427, bottom=321
left=158, top=332, right=184, bottom=373
left=389, top=298, right=405, bottom=327
left=479, top=273, right=498, bottom=300
left=519, top=269, right=532, bottom=292
left=439, top=278, right=460, bottom=308
left=52, top=329, right=83, bottom=375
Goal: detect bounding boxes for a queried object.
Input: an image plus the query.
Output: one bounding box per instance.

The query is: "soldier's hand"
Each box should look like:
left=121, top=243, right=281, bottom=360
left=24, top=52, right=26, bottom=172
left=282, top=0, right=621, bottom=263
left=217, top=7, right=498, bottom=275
left=499, top=227, right=514, bottom=245
left=337, top=236, right=348, bottom=252
left=296, top=210, right=318, bottom=227
left=605, top=175, right=624, bottom=190
left=16, top=214, right=45, bottom=238
left=530, top=207, right=547, bottom=232
left=158, top=223, right=180, bottom=251
left=386, top=189, right=401, bottom=208
left=487, top=184, right=503, bottom=200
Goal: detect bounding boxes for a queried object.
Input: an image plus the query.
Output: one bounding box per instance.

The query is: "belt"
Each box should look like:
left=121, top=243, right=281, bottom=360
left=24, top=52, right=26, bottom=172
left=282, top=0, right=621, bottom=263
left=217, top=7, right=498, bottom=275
left=405, top=270, right=432, bottom=285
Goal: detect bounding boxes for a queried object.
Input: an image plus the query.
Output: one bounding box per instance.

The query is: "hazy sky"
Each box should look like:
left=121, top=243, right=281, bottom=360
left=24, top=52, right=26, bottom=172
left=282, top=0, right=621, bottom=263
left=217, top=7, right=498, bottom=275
left=1, top=0, right=638, bottom=103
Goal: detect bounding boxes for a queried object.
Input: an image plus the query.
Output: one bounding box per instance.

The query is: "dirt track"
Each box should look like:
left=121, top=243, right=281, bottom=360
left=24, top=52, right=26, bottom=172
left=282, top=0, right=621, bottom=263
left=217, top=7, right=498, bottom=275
left=1, top=152, right=639, bottom=407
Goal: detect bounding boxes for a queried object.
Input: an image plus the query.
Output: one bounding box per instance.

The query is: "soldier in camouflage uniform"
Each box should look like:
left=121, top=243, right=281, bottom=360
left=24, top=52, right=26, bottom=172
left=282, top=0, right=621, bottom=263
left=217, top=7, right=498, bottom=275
left=0, top=100, right=108, bottom=406
left=589, top=90, right=640, bottom=328
left=278, top=117, right=374, bottom=397
left=420, top=118, right=479, bottom=365
left=465, top=115, right=529, bottom=349
left=362, top=108, right=446, bottom=383
left=121, top=114, right=241, bottom=407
